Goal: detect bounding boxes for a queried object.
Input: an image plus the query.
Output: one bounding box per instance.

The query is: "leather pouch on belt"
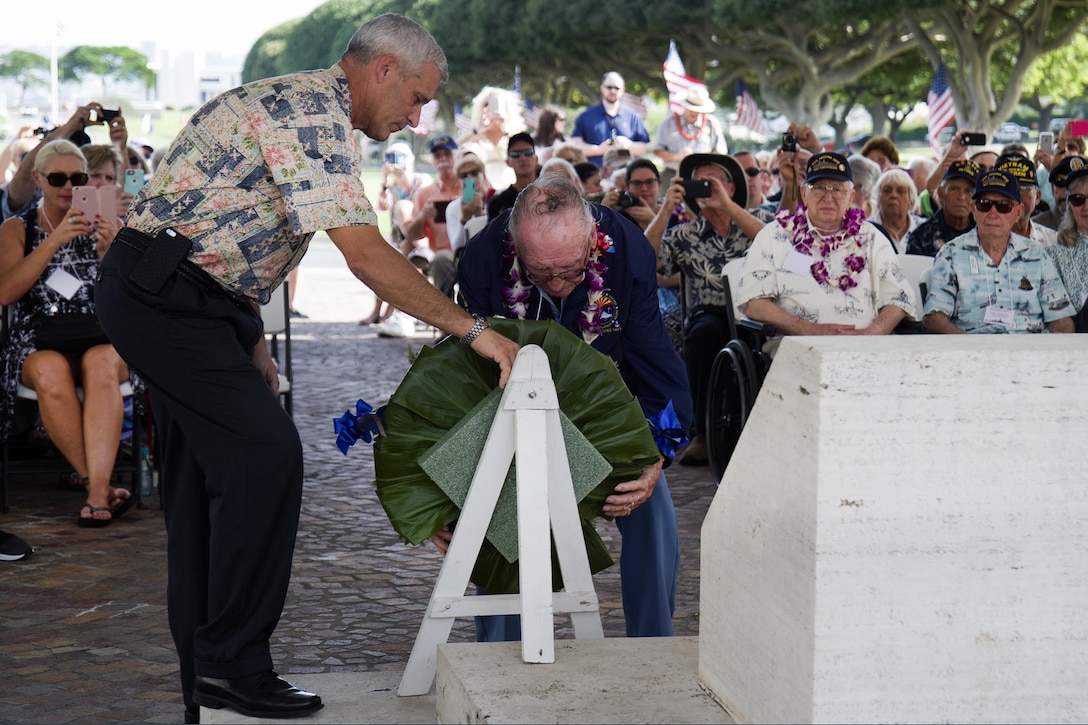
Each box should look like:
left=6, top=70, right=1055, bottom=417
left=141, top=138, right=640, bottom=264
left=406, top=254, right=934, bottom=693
left=129, top=229, right=193, bottom=294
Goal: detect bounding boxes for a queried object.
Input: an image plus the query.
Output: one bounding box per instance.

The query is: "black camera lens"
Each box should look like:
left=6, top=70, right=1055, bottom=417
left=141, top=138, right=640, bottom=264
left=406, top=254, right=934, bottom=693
left=618, top=190, right=638, bottom=209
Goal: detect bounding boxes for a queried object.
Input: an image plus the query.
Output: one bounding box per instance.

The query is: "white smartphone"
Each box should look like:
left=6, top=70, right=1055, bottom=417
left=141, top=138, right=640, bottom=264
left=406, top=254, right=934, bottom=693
left=487, top=95, right=500, bottom=116
left=1039, top=132, right=1054, bottom=155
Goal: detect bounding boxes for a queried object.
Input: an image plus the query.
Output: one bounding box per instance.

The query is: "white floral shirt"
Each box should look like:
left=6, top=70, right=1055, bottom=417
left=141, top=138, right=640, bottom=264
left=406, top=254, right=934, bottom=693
left=127, top=64, right=376, bottom=303
left=736, top=217, right=916, bottom=327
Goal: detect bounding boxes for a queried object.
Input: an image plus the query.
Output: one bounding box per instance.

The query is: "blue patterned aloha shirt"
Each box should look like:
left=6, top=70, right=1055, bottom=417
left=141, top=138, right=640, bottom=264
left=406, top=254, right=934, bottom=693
left=1045, top=232, right=1088, bottom=312
left=127, top=64, right=377, bottom=303
left=924, top=229, right=1074, bottom=333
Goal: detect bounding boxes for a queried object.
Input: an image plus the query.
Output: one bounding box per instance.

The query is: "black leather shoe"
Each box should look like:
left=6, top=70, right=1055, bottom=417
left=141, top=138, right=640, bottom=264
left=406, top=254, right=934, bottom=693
left=193, top=671, right=323, bottom=719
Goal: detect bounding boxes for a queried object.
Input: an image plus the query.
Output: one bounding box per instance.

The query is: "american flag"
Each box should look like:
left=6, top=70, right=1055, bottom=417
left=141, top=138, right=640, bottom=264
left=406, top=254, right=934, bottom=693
left=928, top=62, right=955, bottom=160
left=409, top=99, right=439, bottom=136
left=735, top=79, right=769, bottom=138
left=454, top=103, right=473, bottom=135
left=663, top=40, right=703, bottom=115
left=523, top=98, right=542, bottom=130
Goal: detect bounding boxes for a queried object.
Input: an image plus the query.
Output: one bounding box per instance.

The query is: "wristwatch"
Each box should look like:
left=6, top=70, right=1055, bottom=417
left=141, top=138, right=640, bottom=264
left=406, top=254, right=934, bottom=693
left=460, top=315, right=489, bottom=346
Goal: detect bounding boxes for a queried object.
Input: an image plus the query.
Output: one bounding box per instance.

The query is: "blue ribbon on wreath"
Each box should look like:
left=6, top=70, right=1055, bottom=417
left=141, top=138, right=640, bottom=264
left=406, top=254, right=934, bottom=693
left=648, top=400, right=688, bottom=460
left=333, top=399, right=387, bottom=454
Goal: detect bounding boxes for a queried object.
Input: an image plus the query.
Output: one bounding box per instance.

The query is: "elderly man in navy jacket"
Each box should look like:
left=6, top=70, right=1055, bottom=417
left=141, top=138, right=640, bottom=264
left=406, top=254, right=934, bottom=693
left=458, top=176, right=692, bottom=639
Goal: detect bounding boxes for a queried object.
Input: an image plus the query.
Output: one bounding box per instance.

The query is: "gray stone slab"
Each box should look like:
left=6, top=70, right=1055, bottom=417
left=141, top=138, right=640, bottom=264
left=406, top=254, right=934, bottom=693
left=435, top=637, right=732, bottom=724
left=201, top=671, right=435, bottom=724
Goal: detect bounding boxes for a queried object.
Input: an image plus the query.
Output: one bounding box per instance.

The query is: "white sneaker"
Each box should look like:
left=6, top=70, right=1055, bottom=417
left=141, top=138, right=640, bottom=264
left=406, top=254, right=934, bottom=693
left=375, top=312, right=415, bottom=338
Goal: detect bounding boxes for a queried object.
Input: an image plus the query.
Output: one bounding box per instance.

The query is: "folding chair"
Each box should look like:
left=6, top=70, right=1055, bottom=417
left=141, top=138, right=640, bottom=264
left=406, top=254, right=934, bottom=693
left=260, top=281, right=293, bottom=416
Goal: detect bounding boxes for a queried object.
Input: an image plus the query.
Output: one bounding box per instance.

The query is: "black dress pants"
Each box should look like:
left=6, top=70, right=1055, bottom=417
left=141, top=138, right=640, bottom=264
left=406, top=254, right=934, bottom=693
left=95, top=241, right=304, bottom=708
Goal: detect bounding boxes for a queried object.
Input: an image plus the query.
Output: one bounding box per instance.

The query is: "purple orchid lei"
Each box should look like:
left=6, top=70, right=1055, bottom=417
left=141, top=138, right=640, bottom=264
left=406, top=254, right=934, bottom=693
left=501, top=225, right=614, bottom=344
left=775, top=203, right=867, bottom=290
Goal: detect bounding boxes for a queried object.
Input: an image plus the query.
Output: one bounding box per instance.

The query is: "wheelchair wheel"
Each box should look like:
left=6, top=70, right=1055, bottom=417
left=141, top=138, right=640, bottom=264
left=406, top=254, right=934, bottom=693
left=705, top=339, right=757, bottom=481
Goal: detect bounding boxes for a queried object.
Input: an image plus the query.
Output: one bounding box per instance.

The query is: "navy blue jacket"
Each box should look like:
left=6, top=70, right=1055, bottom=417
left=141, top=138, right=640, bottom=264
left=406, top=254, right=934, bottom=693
left=458, top=204, right=693, bottom=437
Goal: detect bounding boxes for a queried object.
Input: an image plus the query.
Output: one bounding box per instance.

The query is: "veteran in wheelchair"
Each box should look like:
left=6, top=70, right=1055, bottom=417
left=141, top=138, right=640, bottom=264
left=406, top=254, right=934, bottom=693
left=706, top=152, right=916, bottom=478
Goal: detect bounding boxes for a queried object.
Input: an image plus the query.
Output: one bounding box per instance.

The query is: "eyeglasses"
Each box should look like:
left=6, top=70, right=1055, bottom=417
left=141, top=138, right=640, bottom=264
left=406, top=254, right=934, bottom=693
left=507, top=148, right=536, bottom=159
left=43, top=171, right=89, bottom=187
left=520, top=245, right=591, bottom=286
left=804, top=183, right=850, bottom=200
left=458, top=169, right=481, bottom=179
left=1068, top=193, right=1087, bottom=208
left=974, top=198, right=1018, bottom=214
left=743, top=167, right=761, bottom=178
left=628, top=178, right=659, bottom=188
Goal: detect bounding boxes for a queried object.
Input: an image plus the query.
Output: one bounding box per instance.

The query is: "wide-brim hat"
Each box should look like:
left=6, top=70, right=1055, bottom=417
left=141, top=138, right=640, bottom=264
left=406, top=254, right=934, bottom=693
left=679, top=86, right=716, bottom=114
left=678, top=153, right=747, bottom=211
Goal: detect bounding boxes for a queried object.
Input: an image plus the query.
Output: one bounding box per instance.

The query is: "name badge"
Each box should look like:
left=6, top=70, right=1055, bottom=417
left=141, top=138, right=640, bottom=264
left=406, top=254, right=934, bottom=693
left=45, top=269, right=83, bottom=300
left=783, top=248, right=815, bottom=276
left=984, top=306, right=1014, bottom=327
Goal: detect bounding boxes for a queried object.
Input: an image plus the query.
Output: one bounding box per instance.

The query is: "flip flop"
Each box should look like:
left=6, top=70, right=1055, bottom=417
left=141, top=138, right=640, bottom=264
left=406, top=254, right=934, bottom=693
left=78, top=503, right=113, bottom=528
left=109, top=490, right=137, bottom=521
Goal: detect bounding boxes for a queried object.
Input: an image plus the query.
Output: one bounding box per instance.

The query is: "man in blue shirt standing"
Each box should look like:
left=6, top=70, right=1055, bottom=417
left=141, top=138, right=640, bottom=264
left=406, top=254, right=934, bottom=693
left=572, top=72, right=650, bottom=168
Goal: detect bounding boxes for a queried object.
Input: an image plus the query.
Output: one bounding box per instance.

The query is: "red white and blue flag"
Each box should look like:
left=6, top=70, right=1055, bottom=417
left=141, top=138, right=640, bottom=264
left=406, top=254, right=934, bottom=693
left=663, top=40, right=703, bottom=115
left=454, top=104, right=473, bottom=135
left=735, top=79, right=769, bottom=138
left=928, top=61, right=955, bottom=159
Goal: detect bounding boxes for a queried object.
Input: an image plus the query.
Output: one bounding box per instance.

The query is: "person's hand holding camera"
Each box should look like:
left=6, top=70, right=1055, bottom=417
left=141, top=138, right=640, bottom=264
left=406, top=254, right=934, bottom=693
left=787, top=123, right=821, bottom=154
left=107, top=111, right=128, bottom=148
left=662, top=179, right=686, bottom=215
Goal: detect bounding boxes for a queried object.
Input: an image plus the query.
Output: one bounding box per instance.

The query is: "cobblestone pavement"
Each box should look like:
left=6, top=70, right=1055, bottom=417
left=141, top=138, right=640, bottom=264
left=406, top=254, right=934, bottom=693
left=0, top=246, right=721, bottom=724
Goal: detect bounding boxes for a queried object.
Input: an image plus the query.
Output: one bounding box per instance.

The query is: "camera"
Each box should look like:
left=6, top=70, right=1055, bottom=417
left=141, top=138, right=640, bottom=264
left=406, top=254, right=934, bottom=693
left=781, top=132, right=797, bottom=153
left=960, top=132, right=987, bottom=146
left=679, top=179, right=712, bottom=198
left=88, top=108, right=120, bottom=124
left=617, top=190, right=639, bottom=209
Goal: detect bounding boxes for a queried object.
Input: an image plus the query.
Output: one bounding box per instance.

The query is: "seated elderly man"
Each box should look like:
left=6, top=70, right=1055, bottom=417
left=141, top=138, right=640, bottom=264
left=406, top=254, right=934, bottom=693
left=736, top=152, right=915, bottom=343
left=924, top=168, right=1075, bottom=334
left=906, top=160, right=980, bottom=257
left=993, top=153, right=1057, bottom=247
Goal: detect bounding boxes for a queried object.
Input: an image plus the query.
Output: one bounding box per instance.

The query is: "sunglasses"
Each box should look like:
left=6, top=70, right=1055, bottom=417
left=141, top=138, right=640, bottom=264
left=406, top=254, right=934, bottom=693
left=1069, top=193, right=1088, bottom=208
left=458, top=169, right=481, bottom=179
left=743, top=167, right=761, bottom=178
left=508, top=148, right=536, bottom=158
left=974, top=198, right=1018, bottom=214
left=43, top=171, right=89, bottom=187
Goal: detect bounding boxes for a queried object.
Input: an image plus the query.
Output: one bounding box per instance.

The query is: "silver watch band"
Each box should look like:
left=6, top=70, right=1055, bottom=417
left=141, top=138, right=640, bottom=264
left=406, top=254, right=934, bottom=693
left=460, top=315, right=488, bottom=346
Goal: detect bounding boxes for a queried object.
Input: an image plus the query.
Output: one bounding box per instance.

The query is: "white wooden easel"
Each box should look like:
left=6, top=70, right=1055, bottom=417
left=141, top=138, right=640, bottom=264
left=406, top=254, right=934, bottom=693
left=397, top=345, right=604, bottom=696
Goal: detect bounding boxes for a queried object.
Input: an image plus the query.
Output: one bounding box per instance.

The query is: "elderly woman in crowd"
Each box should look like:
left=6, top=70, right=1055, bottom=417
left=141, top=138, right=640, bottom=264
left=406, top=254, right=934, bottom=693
left=0, top=140, right=133, bottom=527
left=872, top=168, right=925, bottom=252
left=1046, top=165, right=1088, bottom=332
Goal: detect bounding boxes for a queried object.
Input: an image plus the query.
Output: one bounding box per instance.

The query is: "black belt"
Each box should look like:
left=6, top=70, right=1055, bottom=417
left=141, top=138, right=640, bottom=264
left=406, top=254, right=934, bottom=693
left=115, top=227, right=228, bottom=298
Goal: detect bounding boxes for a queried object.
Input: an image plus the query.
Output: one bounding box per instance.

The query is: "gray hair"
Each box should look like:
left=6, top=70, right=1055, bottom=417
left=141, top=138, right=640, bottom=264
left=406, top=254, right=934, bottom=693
left=1057, top=175, right=1088, bottom=247
left=847, top=153, right=881, bottom=197
left=343, top=14, right=448, bottom=82
left=510, top=177, right=593, bottom=246
left=876, top=167, right=919, bottom=213
left=539, top=157, right=584, bottom=193
left=33, top=139, right=86, bottom=174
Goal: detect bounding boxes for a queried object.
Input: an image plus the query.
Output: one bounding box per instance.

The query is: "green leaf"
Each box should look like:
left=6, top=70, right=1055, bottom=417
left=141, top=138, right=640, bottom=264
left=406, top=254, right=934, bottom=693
left=372, top=318, right=660, bottom=593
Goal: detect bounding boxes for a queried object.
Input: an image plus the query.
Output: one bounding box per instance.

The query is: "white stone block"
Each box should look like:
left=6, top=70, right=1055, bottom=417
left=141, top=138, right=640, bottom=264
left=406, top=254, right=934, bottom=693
left=700, top=336, right=1088, bottom=724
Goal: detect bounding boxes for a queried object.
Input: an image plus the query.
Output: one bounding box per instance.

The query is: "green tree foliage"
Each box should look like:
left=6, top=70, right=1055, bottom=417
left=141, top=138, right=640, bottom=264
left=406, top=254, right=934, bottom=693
left=0, top=50, right=50, bottom=106
left=1020, top=32, right=1088, bottom=131
left=59, top=46, right=156, bottom=97
left=904, top=0, right=1088, bottom=135
left=242, top=19, right=302, bottom=84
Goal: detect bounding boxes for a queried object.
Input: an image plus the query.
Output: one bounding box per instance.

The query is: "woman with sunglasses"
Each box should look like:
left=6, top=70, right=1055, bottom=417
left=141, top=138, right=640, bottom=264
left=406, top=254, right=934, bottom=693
left=1046, top=166, right=1088, bottom=332
left=0, top=140, right=133, bottom=527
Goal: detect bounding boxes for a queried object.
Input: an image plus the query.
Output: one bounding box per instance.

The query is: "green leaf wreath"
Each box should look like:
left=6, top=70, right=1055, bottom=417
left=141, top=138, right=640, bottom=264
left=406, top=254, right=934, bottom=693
left=373, top=318, right=661, bottom=594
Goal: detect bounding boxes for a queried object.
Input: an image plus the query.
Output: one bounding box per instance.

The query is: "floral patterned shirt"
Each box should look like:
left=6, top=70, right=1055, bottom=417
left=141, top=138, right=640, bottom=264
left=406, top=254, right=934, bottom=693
left=127, top=64, right=376, bottom=303
left=736, top=217, right=915, bottom=327
left=924, top=230, right=1074, bottom=333
left=658, top=210, right=773, bottom=309
left=1045, top=232, right=1088, bottom=312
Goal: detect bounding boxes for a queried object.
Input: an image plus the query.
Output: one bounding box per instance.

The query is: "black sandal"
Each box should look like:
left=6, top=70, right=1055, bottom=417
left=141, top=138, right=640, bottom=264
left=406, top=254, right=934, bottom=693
left=77, top=503, right=113, bottom=528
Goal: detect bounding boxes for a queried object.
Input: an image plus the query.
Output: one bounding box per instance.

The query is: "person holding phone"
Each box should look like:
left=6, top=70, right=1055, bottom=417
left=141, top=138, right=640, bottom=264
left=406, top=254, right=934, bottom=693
left=0, top=140, right=131, bottom=527
left=447, top=153, right=492, bottom=256
left=653, top=153, right=774, bottom=466
left=393, top=134, right=462, bottom=310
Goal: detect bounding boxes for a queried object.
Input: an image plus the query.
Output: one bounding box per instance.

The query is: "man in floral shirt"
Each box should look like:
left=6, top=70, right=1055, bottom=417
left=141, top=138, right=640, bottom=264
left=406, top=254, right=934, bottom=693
left=94, top=14, right=518, bottom=723
left=736, top=152, right=915, bottom=340
left=656, top=153, right=772, bottom=465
